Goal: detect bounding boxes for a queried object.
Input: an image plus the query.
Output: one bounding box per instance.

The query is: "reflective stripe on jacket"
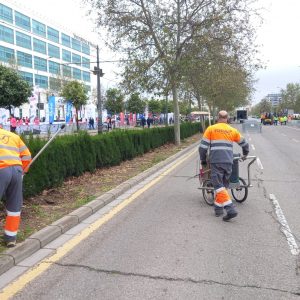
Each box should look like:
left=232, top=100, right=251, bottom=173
left=199, top=122, right=249, bottom=164
left=0, top=128, right=32, bottom=170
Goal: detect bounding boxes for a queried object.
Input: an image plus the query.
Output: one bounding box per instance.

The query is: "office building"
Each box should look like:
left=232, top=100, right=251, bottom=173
left=0, top=1, right=96, bottom=122
left=266, top=93, right=282, bottom=107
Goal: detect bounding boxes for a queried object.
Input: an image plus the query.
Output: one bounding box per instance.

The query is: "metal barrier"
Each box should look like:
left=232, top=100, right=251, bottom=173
left=242, top=120, right=262, bottom=133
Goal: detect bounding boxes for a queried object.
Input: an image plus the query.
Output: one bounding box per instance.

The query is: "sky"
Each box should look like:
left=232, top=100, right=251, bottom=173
left=7, top=0, right=300, bottom=104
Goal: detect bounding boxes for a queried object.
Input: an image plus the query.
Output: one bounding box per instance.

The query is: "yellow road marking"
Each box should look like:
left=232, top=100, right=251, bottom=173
left=0, top=148, right=197, bottom=299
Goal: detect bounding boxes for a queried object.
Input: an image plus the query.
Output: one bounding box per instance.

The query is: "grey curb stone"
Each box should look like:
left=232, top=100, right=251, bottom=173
left=68, top=206, right=93, bottom=222
left=51, top=215, right=79, bottom=233
left=0, top=255, right=14, bottom=275
left=4, top=239, right=40, bottom=265
left=29, top=225, right=62, bottom=248
left=0, top=141, right=198, bottom=276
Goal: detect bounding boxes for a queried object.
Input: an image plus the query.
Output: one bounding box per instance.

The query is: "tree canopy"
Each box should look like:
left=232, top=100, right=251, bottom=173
left=85, top=0, right=261, bottom=144
left=104, top=88, right=125, bottom=114
left=61, top=80, right=88, bottom=130
left=126, top=93, right=145, bottom=114
left=0, top=64, right=32, bottom=113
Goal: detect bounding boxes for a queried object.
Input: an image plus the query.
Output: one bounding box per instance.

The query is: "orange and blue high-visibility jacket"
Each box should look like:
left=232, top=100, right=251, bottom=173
left=199, top=122, right=249, bottom=164
left=0, top=128, right=32, bottom=171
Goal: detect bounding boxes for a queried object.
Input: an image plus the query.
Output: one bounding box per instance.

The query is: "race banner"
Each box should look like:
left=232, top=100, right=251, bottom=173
left=48, top=95, right=55, bottom=124
left=120, top=112, right=124, bottom=125
left=66, top=100, right=72, bottom=123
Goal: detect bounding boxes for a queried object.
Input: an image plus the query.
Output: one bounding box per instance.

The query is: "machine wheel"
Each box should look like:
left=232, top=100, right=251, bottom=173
left=231, top=177, right=248, bottom=203
left=202, top=180, right=214, bottom=206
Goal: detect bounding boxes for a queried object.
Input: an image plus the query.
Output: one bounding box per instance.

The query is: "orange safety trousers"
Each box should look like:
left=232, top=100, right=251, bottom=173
left=5, top=211, right=21, bottom=240
left=0, top=166, right=23, bottom=242
left=214, top=187, right=232, bottom=207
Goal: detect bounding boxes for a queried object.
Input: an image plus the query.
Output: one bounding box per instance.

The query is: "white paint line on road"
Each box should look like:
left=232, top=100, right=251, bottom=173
left=292, top=138, right=299, bottom=143
left=269, top=194, right=300, bottom=256
left=256, top=157, right=263, bottom=170
left=286, top=125, right=300, bottom=131
left=251, top=144, right=255, bottom=150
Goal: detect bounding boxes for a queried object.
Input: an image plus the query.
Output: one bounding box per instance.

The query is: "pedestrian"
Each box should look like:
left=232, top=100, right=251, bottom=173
left=0, top=126, right=32, bottom=247
left=273, top=115, right=278, bottom=125
left=141, top=115, right=146, bottom=128
left=10, top=114, right=17, bottom=133
left=147, top=117, right=151, bottom=128
left=283, top=115, right=287, bottom=125
left=199, top=110, right=249, bottom=221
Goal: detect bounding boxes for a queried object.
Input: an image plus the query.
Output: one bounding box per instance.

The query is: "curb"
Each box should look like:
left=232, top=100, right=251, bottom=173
left=0, top=141, right=198, bottom=275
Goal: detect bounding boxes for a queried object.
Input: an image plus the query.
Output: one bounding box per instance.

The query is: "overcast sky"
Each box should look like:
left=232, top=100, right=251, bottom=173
left=9, top=0, right=300, bottom=104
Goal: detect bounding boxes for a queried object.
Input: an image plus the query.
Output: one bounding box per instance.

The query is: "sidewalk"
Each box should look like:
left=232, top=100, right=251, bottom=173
left=0, top=142, right=198, bottom=279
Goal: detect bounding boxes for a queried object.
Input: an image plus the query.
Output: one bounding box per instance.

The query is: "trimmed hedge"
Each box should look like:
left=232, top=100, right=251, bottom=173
left=23, top=122, right=201, bottom=198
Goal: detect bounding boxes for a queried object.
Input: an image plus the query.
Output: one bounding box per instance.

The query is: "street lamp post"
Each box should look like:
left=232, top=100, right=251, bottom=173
left=93, top=45, right=104, bottom=134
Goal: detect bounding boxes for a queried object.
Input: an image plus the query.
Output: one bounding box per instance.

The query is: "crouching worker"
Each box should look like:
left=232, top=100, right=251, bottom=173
left=199, top=110, right=249, bottom=221
left=0, top=127, right=32, bottom=247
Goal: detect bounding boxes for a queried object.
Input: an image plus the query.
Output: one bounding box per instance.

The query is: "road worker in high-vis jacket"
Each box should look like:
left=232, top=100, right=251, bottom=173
left=0, top=127, right=32, bottom=247
left=199, top=110, right=249, bottom=221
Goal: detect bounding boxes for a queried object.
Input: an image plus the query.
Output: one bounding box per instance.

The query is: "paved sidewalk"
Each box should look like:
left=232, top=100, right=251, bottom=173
left=0, top=142, right=199, bottom=284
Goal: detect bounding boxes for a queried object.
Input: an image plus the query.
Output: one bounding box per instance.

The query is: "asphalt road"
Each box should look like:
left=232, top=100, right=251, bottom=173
left=3, top=124, right=300, bottom=299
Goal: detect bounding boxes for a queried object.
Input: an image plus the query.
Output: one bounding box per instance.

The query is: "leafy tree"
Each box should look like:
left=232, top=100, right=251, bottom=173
left=61, top=80, right=88, bottom=130
left=126, top=93, right=145, bottom=114
left=148, top=98, right=161, bottom=114
left=104, top=88, right=124, bottom=115
left=250, top=98, right=271, bottom=116
left=280, top=83, right=300, bottom=113
left=85, top=0, right=260, bottom=145
left=0, top=64, right=32, bottom=114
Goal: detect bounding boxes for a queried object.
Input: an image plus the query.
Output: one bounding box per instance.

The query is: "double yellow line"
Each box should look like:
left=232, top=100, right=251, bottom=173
left=1, top=148, right=197, bottom=299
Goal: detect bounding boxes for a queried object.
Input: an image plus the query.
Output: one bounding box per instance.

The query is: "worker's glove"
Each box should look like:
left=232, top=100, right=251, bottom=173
left=241, top=155, right=248, bottom=161
left=201, top=160, right=207, bottom=167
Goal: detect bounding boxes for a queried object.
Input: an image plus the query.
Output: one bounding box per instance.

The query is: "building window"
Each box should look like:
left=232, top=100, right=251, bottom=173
left=0, top=4, right=13, bottom=24
left=71, top=38, right=81, bottom=52
left=34, top=56, right=47, bottom=72
left=16, top=31, right=32, bottom=50
left=62, top=49, right=71, bottom=62
left=19, top=71, right=33, bottom=86
left=47, top=26, right=59, bottom=43
left=49, top=77, right=61, bottom=91
left=72, top=68, right=81, bottom=80
left=82, top=71, right=91, bottom=82
left=72, top=53, right=81, bottom=64
left=62, top=65, right=71, bottom=77
left=35, top=74, right=48, bottom=89
left=17, top=51, right=32, bottom=68
left=33, top=38, right=46, bottom=54
left=48, top=43, right=60, bottom=59
left=49, top=61, right=60, bottom=75
left=32, top=19, right=46, bottom=37
left=82, top=57, right=90, bottom=69
left=0, top=24, right=14, bottom=44
left=61, top=33, right=70, bottom=47
left=82, top=43, right=90, bottom=55
left=15, top=11, right=31, bottom=31
left=85, top=85, right=91, bottom=92
left=0, top=45, right=14, bottom=63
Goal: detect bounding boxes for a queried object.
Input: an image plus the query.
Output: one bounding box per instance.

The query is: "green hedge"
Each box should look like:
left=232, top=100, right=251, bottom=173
left=23, top=122, right=201, bottom=198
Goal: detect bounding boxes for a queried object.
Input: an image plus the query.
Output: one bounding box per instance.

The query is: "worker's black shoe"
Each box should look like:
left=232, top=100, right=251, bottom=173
left=215, top=210, right=224, bottom=217
left=223, top=212, right=238, bottom=222
left=6, top=240, right=16, bottom=248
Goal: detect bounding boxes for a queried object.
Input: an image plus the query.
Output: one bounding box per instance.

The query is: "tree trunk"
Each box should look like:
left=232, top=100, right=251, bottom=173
left=171, top=78, right=180, bottom=146
left=75, top=107, right=79, bottom=131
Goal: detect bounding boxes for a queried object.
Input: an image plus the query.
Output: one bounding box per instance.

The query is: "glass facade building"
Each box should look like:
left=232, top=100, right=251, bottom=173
left=0, top=1, right=93, bottom=94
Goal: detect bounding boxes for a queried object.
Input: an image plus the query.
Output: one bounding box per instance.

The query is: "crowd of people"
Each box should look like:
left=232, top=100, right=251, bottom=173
left=260, top=113, right=292, bottom=125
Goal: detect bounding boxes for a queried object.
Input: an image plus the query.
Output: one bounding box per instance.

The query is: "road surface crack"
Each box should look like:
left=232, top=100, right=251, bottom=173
left=51, top=262, right=300, bottom=296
